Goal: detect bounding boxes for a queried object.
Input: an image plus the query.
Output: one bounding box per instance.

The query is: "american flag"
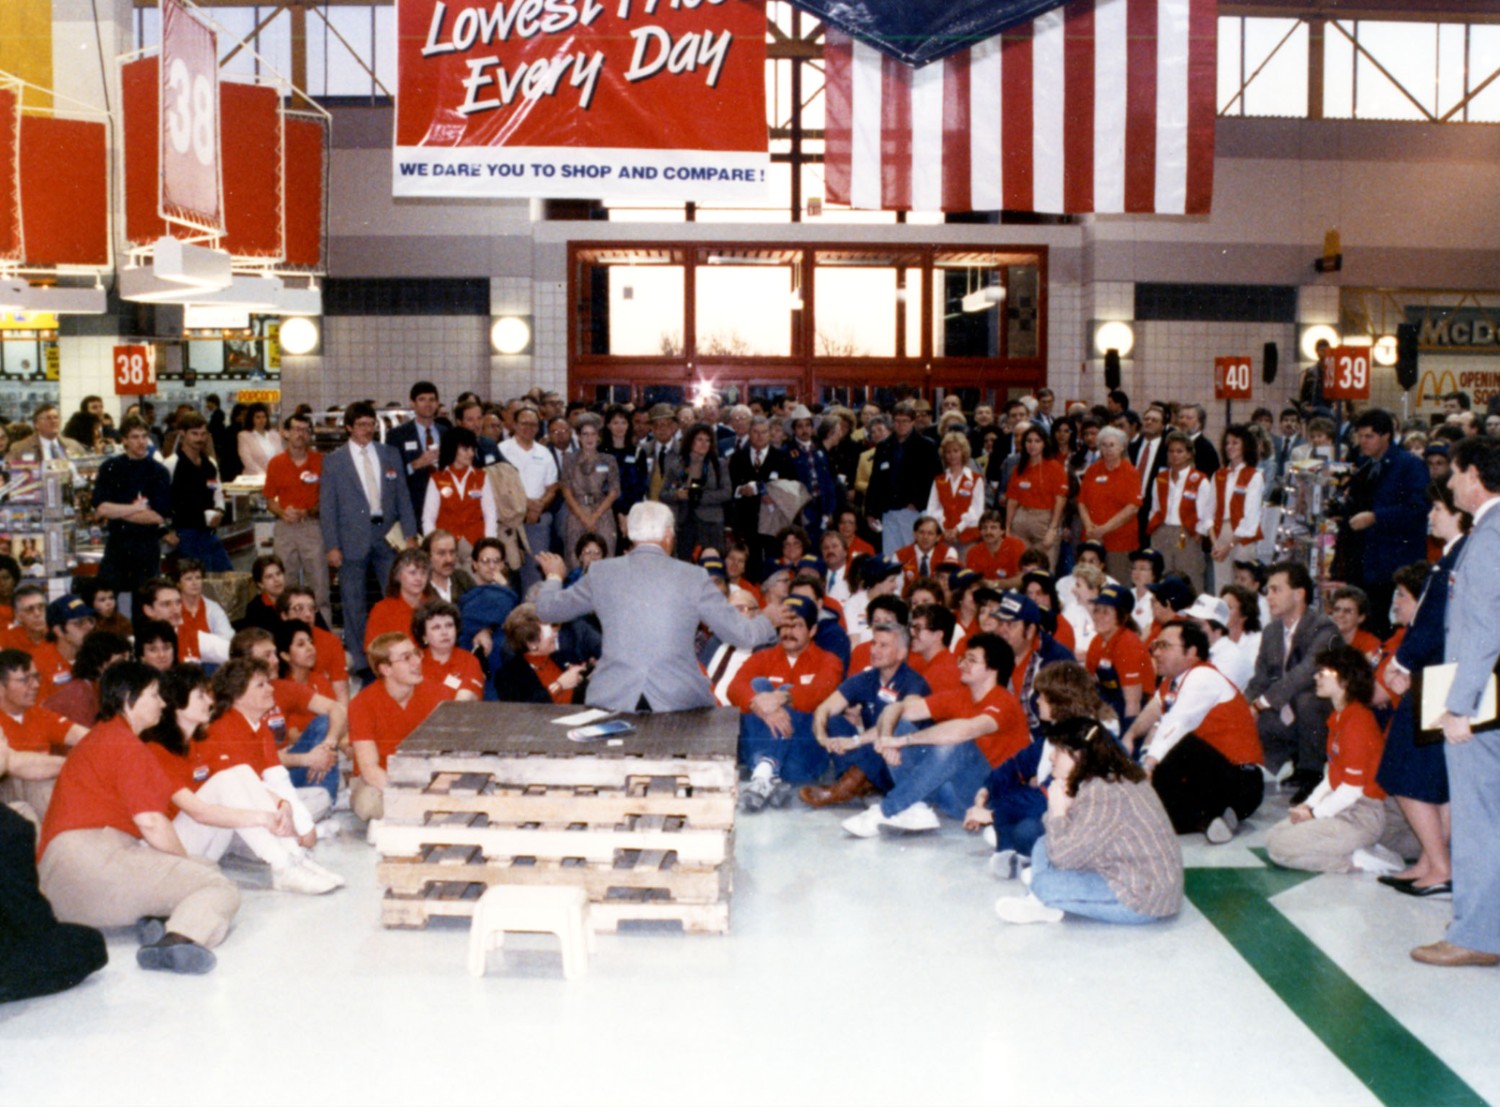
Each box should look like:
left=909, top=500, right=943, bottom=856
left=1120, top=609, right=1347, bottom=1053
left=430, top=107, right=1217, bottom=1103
left=824, top=0, right=1217, bottom=215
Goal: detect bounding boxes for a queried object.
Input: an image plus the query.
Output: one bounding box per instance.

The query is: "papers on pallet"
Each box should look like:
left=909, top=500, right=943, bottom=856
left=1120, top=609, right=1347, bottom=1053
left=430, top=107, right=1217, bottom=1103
left=551, top=708, right=615, bottom=727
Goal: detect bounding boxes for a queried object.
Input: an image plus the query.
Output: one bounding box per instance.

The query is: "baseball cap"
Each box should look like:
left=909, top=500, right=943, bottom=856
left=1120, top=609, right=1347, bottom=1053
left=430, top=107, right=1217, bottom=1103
left=996, top=591, right=1043, bottom=627
left=1077, top=540, right=1108, bottom=563
left=1182, top=593, right=1231, bottom=626
left=1092, top=582, right=1134, bottom=615
left=783, top=594, right=819, bottom=628
left=700, top=558, right=727, bottom=580
left=949, top=569, right=980, bottom=592
left=1130, top=548, right=1165, bottom=574
left=862, top=556, right=905, bottom=585
left=47, top=594, right=97, bottom=629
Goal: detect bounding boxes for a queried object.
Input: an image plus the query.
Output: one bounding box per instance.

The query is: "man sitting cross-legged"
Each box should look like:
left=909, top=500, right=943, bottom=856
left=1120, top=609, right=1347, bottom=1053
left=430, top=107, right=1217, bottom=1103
left=727, top=595, right=844, bottom=812
left=843, top=633, right=1029, bottom=837
left=802, top=623, right=931, bottom=809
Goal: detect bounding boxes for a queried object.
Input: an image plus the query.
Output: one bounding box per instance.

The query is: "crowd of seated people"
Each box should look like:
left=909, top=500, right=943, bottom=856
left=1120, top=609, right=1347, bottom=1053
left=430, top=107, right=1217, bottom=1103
left=5, top=382, right=1499, bottom=1000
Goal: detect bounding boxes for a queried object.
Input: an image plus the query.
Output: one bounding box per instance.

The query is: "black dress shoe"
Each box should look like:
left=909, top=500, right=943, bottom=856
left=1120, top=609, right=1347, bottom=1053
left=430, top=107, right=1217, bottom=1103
left=1378, top=874, right=1418, bottom=888
left=1393, top=880, right=1453, bottom=898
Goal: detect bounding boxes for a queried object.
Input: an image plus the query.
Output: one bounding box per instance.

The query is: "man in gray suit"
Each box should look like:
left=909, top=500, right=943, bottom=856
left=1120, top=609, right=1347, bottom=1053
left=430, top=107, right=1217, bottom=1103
left=1414, top=437, right=1500, bottom=967
left=1246, top=561, right=1339, bottom=803
left=320, top=401, right=419, bottom=674
left=534, top=501, right=782, bottom=712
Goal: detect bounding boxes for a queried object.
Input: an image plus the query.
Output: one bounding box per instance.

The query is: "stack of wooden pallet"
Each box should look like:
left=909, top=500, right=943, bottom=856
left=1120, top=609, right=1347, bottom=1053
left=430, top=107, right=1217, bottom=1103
left=372, top=702, right=739, bottom=934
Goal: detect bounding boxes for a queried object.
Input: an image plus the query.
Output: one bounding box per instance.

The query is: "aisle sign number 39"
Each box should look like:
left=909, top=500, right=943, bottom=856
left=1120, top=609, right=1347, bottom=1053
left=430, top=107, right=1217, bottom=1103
left=1214, top=356, right=1253, bottom=400
left=114, top=345, right=157, bottom=396
left=1323, top=346, right=1371, bottom=400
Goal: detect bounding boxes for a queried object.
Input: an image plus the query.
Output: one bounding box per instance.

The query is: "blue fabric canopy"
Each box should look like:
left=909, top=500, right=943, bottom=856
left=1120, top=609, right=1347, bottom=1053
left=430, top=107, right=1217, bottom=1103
left=787, top=0, right=1069, bottom=67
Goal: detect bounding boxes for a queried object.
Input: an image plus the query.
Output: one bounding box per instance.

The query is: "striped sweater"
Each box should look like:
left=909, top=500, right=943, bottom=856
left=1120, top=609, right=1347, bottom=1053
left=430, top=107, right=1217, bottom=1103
left=1043, top=777, right=1184, bottom=918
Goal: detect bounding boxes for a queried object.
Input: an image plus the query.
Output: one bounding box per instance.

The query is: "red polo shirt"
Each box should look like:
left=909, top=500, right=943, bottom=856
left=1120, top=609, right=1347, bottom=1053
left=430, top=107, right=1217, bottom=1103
left=38, top=718, right=175, bottom=856
left=348, top=678, right=447, bottom=772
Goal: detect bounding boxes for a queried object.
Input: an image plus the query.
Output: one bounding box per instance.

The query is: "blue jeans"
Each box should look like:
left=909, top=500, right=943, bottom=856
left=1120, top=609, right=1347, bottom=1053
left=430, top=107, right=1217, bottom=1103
left=285, top=715, right=338, bottom=803
left=996, top=816, right=1045, bottom=857
left=175, top=527, right=232, bottom=573
left=737, top=677, right=832, bottom=784
left=881, top=736, right=991, bottom=821
left=827, top=717, right=893, bottom=791
left=881, top=508, right=919, bottom=557
left=1029, top=838, right=1157, bottom=924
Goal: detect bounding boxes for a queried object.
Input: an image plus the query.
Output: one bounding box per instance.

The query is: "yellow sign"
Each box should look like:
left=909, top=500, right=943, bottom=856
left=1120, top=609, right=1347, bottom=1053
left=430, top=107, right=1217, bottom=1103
left=0, top=309, right=59, bottom=331
left=266, top=323, right=281, bottom=371
left=43, top=344, right=59, bottom=380
left=237, top=389, right=281, bottom=405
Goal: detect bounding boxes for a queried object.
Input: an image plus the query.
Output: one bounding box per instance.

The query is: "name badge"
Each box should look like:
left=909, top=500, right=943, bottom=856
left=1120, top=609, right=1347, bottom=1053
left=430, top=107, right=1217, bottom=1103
left=444, top=673, right=462, bottom=690
left=1019, top=481, right=1031, bottom=490
left=1095, top=475, right=1109, bottom=483
left=596, top=464, right=609, bottom=473
left=1233, top=486, right=1248, bottom=496
left=192, top=764, right=210, bottom=784
left=300, top=471, right=320, bottom=484
left=799, top=673, right=815, bottom=685
left=768, top=471, right=779, bottom=480
left=879, top=461, right=891, bottom=470
left=384, top=470, right=398, bottom=480
left=877, top=685, right=898, bottom=703
left=440, top=486, right=454, bottom=498
left=467, top=489, right=484, bottom=499
left=1183, top=492, right=1197, bottom=501
left=404, top=441, right=418, bottom=452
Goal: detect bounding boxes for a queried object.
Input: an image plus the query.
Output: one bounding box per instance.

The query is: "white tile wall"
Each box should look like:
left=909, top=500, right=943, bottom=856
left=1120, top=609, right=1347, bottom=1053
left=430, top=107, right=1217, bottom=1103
left=303, top=316, right=491, bottom=408
left=1135, top=320, right=1300, bottom=440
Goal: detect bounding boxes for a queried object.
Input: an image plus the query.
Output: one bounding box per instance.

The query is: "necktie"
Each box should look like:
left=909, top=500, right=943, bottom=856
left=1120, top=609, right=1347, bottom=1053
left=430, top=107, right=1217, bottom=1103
left=754, top=449, right=764, bottom=470
left=421, top=425, right=430, bottom=453
left=920, top=553, right=929, bottom=576
left=359, top=446, right=381, bottom=515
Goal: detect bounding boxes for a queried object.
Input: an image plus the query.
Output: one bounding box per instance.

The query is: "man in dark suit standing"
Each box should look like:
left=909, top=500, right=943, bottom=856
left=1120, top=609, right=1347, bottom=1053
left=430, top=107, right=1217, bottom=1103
left=1177, top=402, right=1220, bottom=478
left=1246, top=561, right=1339, bottom=803
left=1132, top=405, right=1170, bottom=546
left=320, top=401, right=419, bottom=675
left=1414, top=437, right=1500, bottom=967
left=453, top=398, right=503, bottom=468
left=728, top=416, right=793, bottom=577
left=384, top=381, right=450, bottom=519
left=866, top=401, right=943, bottom=557
left=1338, top=408, right=1430, bottom=637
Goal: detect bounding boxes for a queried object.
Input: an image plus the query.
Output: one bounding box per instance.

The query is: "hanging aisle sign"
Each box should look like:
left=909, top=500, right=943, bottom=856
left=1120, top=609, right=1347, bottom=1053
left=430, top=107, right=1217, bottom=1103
left=393, top=0, right=769, bottom=201
left=160, top=0, right=223, bottom=233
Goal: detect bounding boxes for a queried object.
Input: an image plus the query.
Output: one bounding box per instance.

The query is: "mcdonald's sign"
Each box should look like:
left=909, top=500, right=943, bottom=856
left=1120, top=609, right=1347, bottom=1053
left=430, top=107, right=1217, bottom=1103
left=1414, top=368, right=1500, bottom=407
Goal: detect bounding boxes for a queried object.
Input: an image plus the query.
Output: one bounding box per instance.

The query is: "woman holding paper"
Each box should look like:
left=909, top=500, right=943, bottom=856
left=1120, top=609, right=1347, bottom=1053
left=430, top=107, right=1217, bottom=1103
left=1373, top=481, right=1470, bottom=897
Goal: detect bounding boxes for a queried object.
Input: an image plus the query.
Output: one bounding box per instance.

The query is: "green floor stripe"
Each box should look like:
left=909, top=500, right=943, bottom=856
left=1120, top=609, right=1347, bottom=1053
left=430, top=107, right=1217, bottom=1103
left=1185, top=854, right=1484, bottom=1107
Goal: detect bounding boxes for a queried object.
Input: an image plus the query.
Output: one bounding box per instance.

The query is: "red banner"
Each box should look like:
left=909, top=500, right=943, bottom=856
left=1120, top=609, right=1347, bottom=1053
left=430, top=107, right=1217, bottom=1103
left=0, top=85, right=19, bottom=262
left=114, top=345, right=158, bottom=396
left=161, top=0, right=223, bottom=232
left=122, top=56, right=165, bottom=246
left=1324, top=346, right=1372, bottom=401
left=1213, top=356, right=1252, bottom=401
left=283, top=115, right=327, bottom=270
left=393, top=0, right=768, bottom=200
left=220, top=80, right=282, bottom=257
left=20, top=116, right=109, bottom=267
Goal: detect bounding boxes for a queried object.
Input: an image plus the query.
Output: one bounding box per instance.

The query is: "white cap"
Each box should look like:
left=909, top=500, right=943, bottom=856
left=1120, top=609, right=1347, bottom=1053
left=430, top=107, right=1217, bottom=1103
left=1182, top=593, right=1230, bottom=627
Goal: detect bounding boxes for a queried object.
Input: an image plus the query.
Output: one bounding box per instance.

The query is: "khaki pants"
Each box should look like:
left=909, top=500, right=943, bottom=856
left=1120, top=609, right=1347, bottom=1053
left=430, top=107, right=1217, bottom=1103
left=1151, top=524, right=1207, bottom=594
left=0, top=775, right=55, bottom=823
left=351, top=776, right=384, bottom=822
left=1265, top=795, right=1386, bottom=873
left=274, top=516, right=333, bottom=627
left=39, top=828, right=240, bottom=948
left=1011, top=506, right=1057, bottom=568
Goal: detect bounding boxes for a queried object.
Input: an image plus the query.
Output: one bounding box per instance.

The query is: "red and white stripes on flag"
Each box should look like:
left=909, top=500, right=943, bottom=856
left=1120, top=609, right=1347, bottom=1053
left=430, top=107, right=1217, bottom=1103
left=824, top=0, right=1217, bottom=215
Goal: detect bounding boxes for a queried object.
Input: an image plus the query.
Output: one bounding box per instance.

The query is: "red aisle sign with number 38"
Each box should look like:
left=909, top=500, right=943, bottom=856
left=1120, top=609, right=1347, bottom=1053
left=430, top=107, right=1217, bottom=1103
left=1324, top=345, right=1371, bottom=400
left=114, top=345, right=156, bottom=396
left=1214, top=356, right=1253, bottom=400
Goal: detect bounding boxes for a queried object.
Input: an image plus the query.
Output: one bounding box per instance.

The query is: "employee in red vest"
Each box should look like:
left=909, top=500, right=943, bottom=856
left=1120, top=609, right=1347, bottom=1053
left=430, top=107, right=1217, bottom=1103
left=1147, top=432, right=1214, bottom=593
left=1209, top=425, right=1265, bottom=593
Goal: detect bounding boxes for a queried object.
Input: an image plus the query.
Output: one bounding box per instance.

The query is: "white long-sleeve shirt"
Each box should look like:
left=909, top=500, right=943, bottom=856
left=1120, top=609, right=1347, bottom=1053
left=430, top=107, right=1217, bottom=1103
left=1144, top=663, right=1240, bottom=763
left=1217, top=463, right=1265, bottom=541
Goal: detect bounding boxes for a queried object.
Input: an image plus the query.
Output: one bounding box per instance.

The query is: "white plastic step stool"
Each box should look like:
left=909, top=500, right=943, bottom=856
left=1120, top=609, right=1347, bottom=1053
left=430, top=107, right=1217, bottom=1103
left=467, top=885, right=596, bottom=980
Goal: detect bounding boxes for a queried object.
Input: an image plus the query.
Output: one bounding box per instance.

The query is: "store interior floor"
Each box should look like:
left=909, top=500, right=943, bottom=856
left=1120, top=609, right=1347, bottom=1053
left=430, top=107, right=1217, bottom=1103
left=2, top=787, right=1494, bottom=1107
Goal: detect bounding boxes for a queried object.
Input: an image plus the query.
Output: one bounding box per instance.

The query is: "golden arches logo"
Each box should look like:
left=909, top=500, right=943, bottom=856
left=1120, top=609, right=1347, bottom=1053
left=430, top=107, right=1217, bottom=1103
left=1415, top=369, right=1457, bottom=407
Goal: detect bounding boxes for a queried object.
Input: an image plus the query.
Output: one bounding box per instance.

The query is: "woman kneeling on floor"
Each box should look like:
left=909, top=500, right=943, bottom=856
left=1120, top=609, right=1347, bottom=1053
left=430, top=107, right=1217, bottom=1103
left=1265, top=644, right=1389, bottom=874
left=996, top=714, right=1183, bottom=925
left=143, top=664, right=343, bottom=896
left=37, top=662, right=240, bottom=974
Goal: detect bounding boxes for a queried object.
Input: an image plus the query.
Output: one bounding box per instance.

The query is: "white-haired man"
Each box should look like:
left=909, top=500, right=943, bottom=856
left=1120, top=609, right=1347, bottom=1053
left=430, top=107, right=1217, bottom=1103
left=535, top=501, right=784, bottom=711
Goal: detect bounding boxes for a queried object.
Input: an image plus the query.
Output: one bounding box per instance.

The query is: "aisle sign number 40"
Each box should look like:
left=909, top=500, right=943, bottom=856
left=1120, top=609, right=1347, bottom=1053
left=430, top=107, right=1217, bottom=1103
left=114, top=345, right=157, bottom=396
left=1214, top=356, right=1253, bottom=400
left=1324, top=346, right=1371, bottom=400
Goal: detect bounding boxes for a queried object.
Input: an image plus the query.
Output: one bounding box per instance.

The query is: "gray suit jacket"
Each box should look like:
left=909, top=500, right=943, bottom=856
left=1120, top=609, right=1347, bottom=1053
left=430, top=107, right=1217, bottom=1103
left=1246, top=610, right=1339, bottom=709
left=319, top=441, right=418, bottom=562
left=535, top=544, right=776, bottom=712
left=1445, top=500, right=1500, bottom=716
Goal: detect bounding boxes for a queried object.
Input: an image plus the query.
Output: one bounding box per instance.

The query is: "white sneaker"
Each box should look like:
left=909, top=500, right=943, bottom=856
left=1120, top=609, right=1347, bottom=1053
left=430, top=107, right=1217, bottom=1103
left=1020, top=864, right=1033, bottom=888
left=1352, top=845, right=1405, bottom=876
left=740, top=776, right=775, bottom=813
left=981, top=826, right=997, bottom=848
left=989, top=849, right=1020, bottom=880
left=365, top=818, right=383, bottom=845
left=1205, top=808, right=1240, bottom=845
left=272, top=857, right=339, bottom=895
left=842, top=805, right=885, bottom=838
left=995, top=893, right=1064, bottom=925
left=316, top=820, right=341, bottom=841
left=881, top=802, right=940, bottom=833
left=299, top=856, right=346, bottom=889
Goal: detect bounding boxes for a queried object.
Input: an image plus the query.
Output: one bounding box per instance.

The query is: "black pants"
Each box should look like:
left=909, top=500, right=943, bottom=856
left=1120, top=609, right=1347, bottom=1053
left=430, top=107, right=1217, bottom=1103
left=1152, top=736, right=1264, bottom=834
left=0, top=805, right=107, bottom=1004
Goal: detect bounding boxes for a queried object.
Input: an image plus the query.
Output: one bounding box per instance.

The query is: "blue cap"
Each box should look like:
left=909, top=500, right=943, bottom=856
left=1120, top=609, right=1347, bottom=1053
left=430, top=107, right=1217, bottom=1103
left=997, top=591, right=1043, bottom=627
left=1147, top=577, right=1195, bottom=613
left=1093, top=582, right=1134, bottom=614
left=47, top=594, right=97, bottom=629
left=863, top=556, right=905, bottom=584
left=783, top=594, right=819, bottom=628
left=1077, top=540, right=1108, bottom=562
left=950, top=569, right=981, bottom=592
left=700, top=558, right=727, bottom=579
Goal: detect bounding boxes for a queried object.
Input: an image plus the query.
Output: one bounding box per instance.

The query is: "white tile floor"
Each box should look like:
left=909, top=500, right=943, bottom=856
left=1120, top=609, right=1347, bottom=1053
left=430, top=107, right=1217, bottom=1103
left=3, top=790, right=1495, bottom=1107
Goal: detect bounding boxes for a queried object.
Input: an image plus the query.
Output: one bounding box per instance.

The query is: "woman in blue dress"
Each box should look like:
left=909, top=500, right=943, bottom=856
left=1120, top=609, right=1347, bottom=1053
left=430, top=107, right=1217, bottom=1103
left=1374, top=480, right=1470, bottom=897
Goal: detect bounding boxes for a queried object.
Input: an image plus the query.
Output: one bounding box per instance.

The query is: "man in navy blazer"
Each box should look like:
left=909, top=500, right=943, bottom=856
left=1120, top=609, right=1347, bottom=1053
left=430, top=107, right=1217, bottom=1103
left=1340, top=408, right=1429, bottom=636
left=320, top=401, right=419, bottom=673
left=1415, top=437, right=1500, bottom=968
left=384, top=381, right=451, bottom=519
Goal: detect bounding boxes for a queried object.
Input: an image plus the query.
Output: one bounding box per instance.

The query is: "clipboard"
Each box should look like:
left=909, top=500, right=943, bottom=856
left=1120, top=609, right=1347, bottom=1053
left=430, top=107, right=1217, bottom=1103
left=1415, top=661, right=1500, bottom=746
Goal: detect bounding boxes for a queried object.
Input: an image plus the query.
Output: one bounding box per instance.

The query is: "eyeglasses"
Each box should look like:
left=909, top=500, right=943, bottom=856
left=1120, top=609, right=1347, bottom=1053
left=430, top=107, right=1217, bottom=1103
left=475, top=557, right=503, bottom=567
